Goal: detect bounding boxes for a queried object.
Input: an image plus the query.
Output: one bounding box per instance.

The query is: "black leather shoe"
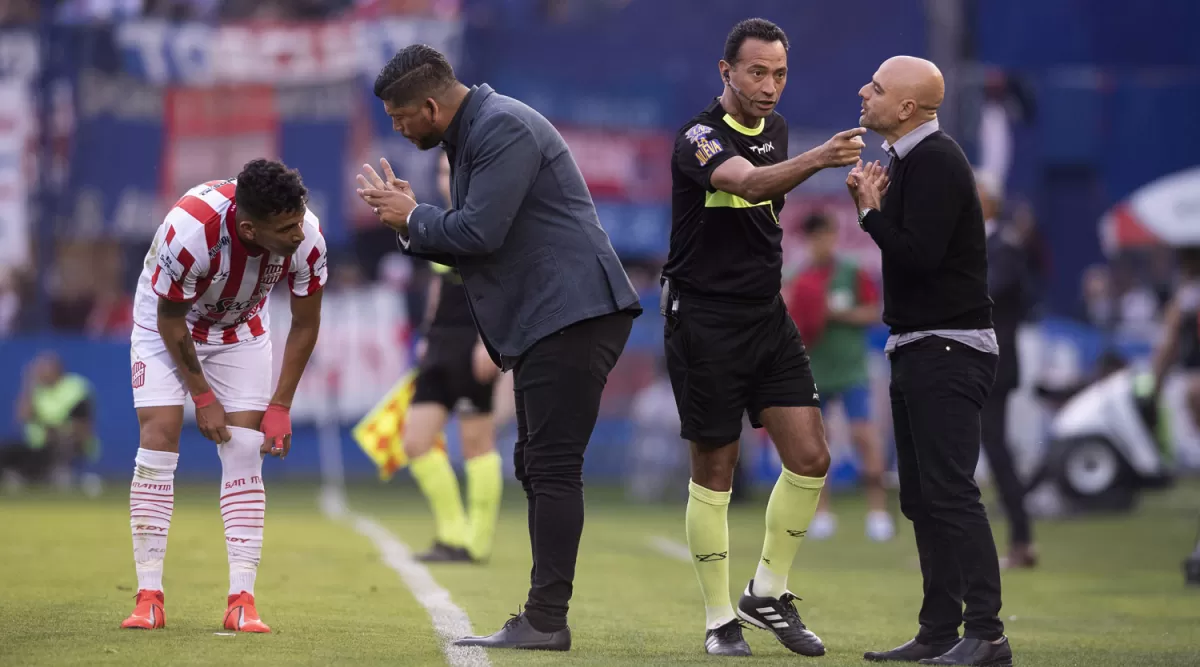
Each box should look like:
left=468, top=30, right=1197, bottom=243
left=919, top=636, right=1013, bottom=666
left=453, top=613, right=571, bottom=651
left=415, top=542, right=475, bottom=563
left=864, top=637, right=960, bottom=662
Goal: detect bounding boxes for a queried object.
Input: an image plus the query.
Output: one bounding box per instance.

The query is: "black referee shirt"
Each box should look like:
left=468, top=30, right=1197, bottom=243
left=663, top=99, right=789, bottom=303
left=429, top=264, right=476, bottom=331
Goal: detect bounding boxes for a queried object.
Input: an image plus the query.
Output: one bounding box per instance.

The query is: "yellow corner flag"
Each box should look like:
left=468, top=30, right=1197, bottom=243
left=351, top=371, right=447, bottom=481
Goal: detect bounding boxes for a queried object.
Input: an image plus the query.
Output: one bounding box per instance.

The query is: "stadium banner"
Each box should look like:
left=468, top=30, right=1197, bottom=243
left=557, top=126, right=672, bottom=202
left=114, top=18, right=462, bottom=86
left=0, top=79, right=32, bottom=270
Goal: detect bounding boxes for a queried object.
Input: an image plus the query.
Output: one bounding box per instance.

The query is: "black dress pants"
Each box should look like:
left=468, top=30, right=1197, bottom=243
left=890, top=336, right=1004, bottom=643
left=980, top=383, right=1033, bottom=546
left=511, top=311, right=633, bottom=632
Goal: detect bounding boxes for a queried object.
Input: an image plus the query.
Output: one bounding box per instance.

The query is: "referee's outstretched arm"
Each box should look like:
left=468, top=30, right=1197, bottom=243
left=710, top=127, right=865, bottom=204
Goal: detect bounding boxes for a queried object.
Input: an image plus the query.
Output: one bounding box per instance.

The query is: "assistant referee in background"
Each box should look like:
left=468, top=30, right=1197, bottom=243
left=850, top=56, right=1014, bottom=667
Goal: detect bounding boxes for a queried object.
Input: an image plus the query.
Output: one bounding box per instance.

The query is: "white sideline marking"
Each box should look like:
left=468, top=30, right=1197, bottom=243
left=320, top=485, right=490, bottom=667
left=648, top=535, right=693, bottom=562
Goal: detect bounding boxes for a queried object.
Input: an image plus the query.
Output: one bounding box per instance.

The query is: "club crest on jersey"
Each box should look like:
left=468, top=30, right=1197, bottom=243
left=694, top=137, right=724, bottom=167
left=685, top=124, right=714, bottom=144
left=262, top=262, right=284, bottom=285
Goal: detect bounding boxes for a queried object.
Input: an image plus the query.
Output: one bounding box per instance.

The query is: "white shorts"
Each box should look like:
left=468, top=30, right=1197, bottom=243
left=131, top=328, right=273, bottom=413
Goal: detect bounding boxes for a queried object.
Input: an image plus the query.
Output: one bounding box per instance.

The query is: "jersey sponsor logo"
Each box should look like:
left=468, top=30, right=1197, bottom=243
left=205, top=295, right=262, bottom=316
left=684, top=123, right=713, bottom=144
left=198, top=179, right=235, bottom=197
left=208, top=235, right=230, bottom=259
left=749, top=141, right=774, bottom=155
left=132, top=360, right=146, bottom=389
left=694, top=137, right=723, bottom=167
left=157, top=252, right=182, bottom=281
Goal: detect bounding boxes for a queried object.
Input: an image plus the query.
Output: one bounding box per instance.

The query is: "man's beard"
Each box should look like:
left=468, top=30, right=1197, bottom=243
left=416, top=133, right=443, bottom=151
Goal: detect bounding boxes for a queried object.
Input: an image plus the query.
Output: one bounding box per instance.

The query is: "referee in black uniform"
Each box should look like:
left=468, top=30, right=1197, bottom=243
left=662, top=18, right=866, bottom=657
left=851, top=56, right=1013, bottom=667
left=403, top=151, right=504, bottom=566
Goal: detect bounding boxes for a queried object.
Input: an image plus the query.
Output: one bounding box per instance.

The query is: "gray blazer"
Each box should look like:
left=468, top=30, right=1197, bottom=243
left=404, top=84, right=641, bottom=369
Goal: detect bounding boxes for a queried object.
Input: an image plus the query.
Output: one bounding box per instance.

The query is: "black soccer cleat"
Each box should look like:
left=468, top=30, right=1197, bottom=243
left=704, top=619, right=752, bottom=657
left=415, top=541, right=476, bottom=563
left=736, top=580, right=825, bottom=656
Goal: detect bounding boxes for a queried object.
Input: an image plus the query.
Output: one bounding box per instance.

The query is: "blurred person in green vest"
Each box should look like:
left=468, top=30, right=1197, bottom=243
left=1, top=351, right=98, bottom=491
left=787, top=211, right=893, bottom=541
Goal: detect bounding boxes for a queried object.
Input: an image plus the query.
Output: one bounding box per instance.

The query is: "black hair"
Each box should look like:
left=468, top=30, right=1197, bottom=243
left=802, top=211, right=835, bottom=235
left=374, top=44, right=457, bottom=107
left=724, top=18, right=789, bottom=65
left=235, top=159, right=307, bottom=221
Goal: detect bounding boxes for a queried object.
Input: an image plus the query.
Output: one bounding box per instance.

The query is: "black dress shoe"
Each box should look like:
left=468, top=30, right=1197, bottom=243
left=918, top=636, right=1012, bottom=666
left=864, top=637, right=960, bottom=662
left=453, top=613, right=571, bottom=651
left=415, top=541, right=475, bottom=563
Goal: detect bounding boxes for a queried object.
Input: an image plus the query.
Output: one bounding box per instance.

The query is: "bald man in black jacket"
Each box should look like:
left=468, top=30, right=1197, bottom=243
left=849, top=56, right=1013, bottom=667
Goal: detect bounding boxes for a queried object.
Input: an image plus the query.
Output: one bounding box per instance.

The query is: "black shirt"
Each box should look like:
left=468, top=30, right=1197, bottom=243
left=663, top=99, right=789, bottom=303
left=861, top=130, right=993, bottom=334
left=428, top=264, right=476, bottom=331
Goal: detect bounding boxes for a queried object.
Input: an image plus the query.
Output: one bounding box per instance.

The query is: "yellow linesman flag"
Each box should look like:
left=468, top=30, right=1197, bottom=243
left=351, top=370, right=447, bottom=481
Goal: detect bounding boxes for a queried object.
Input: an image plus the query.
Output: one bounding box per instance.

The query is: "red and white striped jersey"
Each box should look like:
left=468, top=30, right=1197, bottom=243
left=133, top=179, right=328, bottom=346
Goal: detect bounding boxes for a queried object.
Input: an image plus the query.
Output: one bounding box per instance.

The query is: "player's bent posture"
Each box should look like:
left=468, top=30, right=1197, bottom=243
left=406, top=151, right=503, bottom=564
left=661, top=18, right=865, bottom=657
left=121, top=159, right=327, bottom=632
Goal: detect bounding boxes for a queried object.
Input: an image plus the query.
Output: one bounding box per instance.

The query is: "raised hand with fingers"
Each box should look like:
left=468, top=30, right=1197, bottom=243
left=357, top=158, right=418, bottom=234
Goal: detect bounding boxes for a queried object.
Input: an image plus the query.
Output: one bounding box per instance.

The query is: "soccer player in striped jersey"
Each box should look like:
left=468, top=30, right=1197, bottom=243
left=121, top=159, right=327, bottom=633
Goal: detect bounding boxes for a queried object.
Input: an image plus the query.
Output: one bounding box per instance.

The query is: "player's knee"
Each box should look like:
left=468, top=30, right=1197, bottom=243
left=789, top=447, right=831, bottom=478
left=689, top=442, right=739, bottom=491
left=137, top=409, right=182, bottom=453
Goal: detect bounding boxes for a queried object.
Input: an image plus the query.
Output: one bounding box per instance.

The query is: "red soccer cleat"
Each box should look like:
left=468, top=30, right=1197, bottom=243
left=223, top=591, right=271, bottom=633
left=121, top=589, right=166, bottom=629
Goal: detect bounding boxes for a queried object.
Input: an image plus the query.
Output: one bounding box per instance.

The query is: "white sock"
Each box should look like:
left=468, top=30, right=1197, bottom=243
left=752, top=564, right=789, bottom=600
left=130, top=448, right=178, bottom=592
left=219, top=426, right=266, bottom=597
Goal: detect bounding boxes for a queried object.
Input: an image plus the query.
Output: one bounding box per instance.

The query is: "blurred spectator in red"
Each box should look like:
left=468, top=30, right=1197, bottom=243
left=788, top=210, right=892, bottom=542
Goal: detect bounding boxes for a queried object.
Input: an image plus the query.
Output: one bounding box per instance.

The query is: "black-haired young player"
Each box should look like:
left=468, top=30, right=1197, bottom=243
left=123, top=158, right=327, bottom=633
left=662, top=17, right=866, bottom=657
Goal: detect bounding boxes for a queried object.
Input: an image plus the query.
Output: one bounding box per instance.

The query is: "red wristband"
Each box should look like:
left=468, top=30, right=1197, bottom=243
left=192, top=389, right=217, bottom=409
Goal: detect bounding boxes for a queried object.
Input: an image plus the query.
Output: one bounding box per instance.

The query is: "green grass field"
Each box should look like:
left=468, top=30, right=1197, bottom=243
left=3, top=476, right=1200, bottom=666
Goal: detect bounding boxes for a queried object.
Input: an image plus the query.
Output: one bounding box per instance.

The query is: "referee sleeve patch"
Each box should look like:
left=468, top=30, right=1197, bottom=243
left=694, top=137, right=724, bottom=167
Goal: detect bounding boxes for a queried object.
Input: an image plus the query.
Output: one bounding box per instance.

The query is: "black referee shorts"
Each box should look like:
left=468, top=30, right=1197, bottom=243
left=412, top=329, right=495, bottom=415
left=664, top=292, right=820, bottom=448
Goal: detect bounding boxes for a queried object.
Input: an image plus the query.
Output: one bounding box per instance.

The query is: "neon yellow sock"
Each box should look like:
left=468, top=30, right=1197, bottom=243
left=465, top=451, right=502, bottom=560
left=409, top=449, right=467, bottom=548
left=686, top=480, right=736, bottom=630
left=753, top=468, right=826, bottom=599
